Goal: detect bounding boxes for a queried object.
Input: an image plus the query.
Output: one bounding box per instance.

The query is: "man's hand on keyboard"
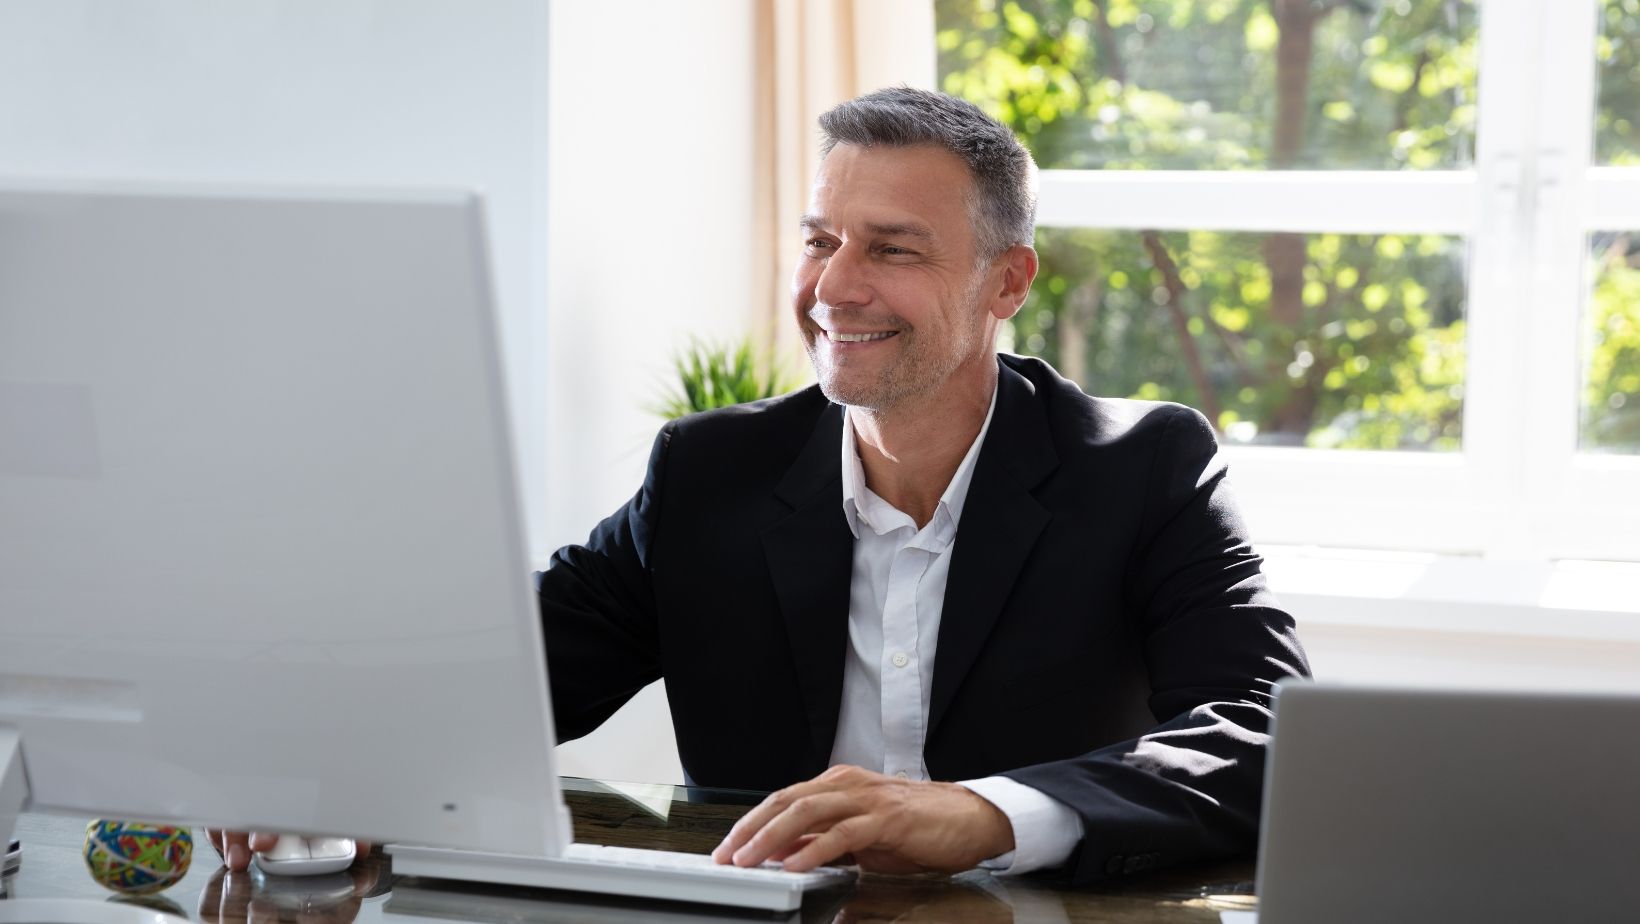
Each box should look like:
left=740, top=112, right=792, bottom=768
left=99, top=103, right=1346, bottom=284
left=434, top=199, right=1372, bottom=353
left=710, top=764, right=1014, bottom=875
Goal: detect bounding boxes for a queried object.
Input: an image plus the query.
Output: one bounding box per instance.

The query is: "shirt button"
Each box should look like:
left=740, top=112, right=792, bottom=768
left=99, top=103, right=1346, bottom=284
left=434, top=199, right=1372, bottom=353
left=891, top=652, right=909, bottom=668
left=895, top=771, right=909, bottom=780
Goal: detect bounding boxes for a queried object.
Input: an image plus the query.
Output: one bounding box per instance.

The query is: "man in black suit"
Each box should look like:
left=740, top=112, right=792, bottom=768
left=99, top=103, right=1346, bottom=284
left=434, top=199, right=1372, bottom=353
left=539, top=88, right=1308, bottom=885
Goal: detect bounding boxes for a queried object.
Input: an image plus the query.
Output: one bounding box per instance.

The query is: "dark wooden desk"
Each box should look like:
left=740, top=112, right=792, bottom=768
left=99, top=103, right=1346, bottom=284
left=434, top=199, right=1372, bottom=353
left=1, top=778, right=1257, bottom=922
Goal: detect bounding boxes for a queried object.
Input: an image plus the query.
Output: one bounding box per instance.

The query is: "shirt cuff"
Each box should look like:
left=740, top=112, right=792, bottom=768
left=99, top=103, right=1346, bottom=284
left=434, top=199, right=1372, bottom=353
left=957, top=776, right=1084, bottom=875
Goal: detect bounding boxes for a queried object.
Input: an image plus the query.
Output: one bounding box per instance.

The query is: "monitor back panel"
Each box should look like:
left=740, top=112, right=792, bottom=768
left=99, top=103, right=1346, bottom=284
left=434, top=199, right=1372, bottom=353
left=0, top=183, right=564, bottom=855
left=1257, top=683, right=1640, bottom=924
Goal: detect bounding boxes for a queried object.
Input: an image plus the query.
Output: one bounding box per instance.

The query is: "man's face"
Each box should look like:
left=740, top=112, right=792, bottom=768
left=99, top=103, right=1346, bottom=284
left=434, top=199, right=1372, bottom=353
left=793, top=143, right=1000, bottom=412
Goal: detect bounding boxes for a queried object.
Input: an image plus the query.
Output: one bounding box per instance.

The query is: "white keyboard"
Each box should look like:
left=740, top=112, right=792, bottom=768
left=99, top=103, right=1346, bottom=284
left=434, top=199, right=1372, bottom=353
left=386, top=842, right=855, bottom=912
left=563, top=842, right=817, bottom=877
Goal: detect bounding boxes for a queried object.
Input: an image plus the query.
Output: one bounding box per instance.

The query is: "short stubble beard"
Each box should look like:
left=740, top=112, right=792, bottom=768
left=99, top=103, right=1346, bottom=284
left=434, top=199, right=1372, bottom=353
left=804, top=271, right=990, bottom=412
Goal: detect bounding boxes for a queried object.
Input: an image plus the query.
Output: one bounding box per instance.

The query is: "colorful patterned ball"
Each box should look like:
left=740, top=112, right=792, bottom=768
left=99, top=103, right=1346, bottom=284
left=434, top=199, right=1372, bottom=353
left=82, top=820, right=193, bottom=894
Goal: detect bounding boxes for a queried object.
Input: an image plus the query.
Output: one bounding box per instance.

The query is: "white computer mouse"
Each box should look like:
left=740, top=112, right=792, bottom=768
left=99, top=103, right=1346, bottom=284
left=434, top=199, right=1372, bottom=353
left=251, top=836, right=357, bottom=877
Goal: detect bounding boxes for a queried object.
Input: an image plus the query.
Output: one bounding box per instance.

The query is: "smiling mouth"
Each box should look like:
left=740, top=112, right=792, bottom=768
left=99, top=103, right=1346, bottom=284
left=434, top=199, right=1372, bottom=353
left=824, top=330, right=898, bottom=343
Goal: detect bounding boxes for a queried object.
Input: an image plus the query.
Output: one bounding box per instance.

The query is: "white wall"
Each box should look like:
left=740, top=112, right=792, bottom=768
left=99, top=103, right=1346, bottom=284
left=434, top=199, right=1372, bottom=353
left=1265, top=548, right=1640, bottom=693
left=1301, top=624, right=1640, bottom=691
left=0, top=0, right=554, bottom=541
left=0, top=0, right=761, bottom=785
left=539, top=1, right=758, bottom=555
left=540, top=1, right=758, bottom=784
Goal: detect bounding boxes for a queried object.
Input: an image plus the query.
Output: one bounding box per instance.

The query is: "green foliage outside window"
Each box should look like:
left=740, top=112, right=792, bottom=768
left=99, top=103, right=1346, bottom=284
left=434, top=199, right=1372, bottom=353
left=940, top=0, right=1477, bottom=172
left=1585, top=232, right=1640, bottom=451
left=937, top=0, right=1640, bottom=452
left=1597, top=0, right=1640, bottom=166
left=1589, top=3, right=1640, bottom=452
left=1021, top=227, right=1466, bottom=449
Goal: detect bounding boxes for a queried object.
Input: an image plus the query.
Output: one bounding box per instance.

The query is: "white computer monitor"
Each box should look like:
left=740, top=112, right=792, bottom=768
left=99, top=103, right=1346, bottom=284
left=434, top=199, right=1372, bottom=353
left=0, top=181, right=570, bottom=859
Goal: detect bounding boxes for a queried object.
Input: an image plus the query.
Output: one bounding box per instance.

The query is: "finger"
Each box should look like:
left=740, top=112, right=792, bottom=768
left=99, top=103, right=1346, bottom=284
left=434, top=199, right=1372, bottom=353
left=767, top=836, right=857, bottom=867
left=765, top=833, right=821, bottom=862
left=712, top=772, right=858, bottom=863
left=205, top=829, right=225, bottom=858
left=781, top=815, right=880, bottom=873
left=712, top=786, right=806, bottom=863
left=221, top=832, right=253, bottom=872
left=732, top=791, right=859, bottom=868
left=353, top=840, right=374, bottom=863
left=247, top=831, right=280, bottom=852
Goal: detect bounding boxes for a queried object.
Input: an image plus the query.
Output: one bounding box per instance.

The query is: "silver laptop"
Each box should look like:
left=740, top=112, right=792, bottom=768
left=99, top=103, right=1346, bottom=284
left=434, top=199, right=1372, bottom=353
left=1254, top=682, right=1640, bottom=924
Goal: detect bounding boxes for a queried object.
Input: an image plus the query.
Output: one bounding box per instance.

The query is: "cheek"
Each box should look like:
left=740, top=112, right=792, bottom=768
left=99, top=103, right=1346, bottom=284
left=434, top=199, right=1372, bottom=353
left=791, top=264, right=820, bottom=307
left=869, top=277, right=937, bottom=320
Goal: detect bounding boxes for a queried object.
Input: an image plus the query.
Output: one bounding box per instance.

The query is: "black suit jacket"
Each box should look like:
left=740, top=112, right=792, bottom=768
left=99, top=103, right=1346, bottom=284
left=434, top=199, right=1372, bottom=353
left=538, top=354, right=1309, bottom=884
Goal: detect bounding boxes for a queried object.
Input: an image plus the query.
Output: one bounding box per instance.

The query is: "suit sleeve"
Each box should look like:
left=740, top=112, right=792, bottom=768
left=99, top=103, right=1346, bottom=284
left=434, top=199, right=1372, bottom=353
left=536, top=424, right=673, bottom=742
left=1001, top=404, right=1310, bottom=885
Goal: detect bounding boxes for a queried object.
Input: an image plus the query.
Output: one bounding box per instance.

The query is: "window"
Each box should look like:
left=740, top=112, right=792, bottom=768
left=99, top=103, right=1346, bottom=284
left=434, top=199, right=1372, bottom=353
left=1586, top=3, right=1640, bottom=455
left=1008, top=228, right=1468, bottom=452
left=937, top=0, right=1640, bottom=561
left=1584, top=230, right=1640, bottom=452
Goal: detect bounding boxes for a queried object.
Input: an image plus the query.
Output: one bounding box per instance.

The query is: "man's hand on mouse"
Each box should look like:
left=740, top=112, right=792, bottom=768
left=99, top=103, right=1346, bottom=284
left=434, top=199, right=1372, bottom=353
left=204, top=830, right=374, bottom=872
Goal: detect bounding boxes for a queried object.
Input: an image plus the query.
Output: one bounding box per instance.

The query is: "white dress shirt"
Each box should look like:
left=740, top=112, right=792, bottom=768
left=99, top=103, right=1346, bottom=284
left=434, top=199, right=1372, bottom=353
left=828, top=386, right=1084, bottom=875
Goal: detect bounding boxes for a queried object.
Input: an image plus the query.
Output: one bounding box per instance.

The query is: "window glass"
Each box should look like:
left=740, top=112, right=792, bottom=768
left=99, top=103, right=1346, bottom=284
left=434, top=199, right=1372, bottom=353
left=1583, top=231, right=1640, bottom=452
left=1596, top=0, right=1640, bottom=166
left=1004, top=230, right=1468, bottom=450
left=936, top=0, right=1478, bottom=170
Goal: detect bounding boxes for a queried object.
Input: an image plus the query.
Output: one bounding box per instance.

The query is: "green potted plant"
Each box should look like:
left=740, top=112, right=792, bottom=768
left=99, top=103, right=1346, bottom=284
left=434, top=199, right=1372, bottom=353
left=656, top=338, right=796, bottom=420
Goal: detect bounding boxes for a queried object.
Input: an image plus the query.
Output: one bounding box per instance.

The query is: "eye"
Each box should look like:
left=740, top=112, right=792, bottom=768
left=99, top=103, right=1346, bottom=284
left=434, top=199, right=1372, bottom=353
left=804, top=238, right=835, bottom=255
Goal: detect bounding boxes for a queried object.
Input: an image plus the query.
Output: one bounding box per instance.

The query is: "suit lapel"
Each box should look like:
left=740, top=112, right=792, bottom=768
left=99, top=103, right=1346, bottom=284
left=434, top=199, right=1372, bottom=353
left=760, top=402, right=853, bottom=776
left=928, top=362, right=1058, bottom=738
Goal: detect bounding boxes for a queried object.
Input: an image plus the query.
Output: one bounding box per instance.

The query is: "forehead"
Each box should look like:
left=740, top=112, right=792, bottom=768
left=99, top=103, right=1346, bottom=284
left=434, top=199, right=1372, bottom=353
left=808, top=143, right=975, bottom=240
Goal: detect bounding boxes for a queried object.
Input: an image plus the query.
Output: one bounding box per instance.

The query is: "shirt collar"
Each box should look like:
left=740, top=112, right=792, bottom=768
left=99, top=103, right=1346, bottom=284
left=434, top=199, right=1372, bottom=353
left=840, top=383, right=999, bottom=543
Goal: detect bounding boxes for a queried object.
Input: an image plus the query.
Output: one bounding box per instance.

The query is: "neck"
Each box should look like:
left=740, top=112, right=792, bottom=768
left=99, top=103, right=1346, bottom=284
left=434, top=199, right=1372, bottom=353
left=849, top=361, right=996, bottom=529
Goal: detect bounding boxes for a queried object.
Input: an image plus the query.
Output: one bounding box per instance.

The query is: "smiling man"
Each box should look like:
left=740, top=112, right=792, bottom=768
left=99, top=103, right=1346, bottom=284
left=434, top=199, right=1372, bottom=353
left=538, top=87, right=1309, bottom=884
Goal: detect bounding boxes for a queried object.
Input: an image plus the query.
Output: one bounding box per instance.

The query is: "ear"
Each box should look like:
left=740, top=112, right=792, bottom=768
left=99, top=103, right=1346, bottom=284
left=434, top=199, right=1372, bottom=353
left=987, top=244, right=1038, bottom=321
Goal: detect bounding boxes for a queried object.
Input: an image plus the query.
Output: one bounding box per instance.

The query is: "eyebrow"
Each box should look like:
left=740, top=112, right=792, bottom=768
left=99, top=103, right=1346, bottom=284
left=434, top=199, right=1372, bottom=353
left=799, top=214, right=937, bottom=243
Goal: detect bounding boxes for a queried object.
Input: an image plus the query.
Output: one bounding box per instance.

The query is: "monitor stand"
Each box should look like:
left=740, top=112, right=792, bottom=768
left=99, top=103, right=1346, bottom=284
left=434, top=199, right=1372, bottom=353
left=0, top=728, right=187, bottom=924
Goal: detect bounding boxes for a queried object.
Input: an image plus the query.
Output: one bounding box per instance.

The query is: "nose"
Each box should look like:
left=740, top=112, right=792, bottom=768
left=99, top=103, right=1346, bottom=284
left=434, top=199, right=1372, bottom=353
left=811, top=240, right=872, bottom=312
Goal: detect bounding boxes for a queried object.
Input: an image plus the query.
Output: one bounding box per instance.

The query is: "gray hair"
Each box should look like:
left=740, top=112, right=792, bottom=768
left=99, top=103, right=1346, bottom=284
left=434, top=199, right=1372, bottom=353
left=818, top=87, right=1038, bottom=260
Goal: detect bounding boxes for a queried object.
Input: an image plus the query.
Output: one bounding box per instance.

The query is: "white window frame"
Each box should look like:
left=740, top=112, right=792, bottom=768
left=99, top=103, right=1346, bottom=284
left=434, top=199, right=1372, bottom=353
left=1023, top=0, right=1640, bottom=563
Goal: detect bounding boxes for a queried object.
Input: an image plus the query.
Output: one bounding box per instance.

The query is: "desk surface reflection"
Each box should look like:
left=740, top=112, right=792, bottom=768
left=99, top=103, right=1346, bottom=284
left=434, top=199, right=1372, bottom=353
left=2, top=777, right=1256, bottom=923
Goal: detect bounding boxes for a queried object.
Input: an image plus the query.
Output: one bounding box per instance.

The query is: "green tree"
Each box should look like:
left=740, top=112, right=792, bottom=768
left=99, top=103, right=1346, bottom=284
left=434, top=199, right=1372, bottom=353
left=1584, top=232, right=1640, bottom=449
left=1587, top=1, right=1640, bottom=451
left=938, top=0, right=1477, bottom=449
left=1597, top=0, right=1640, bottom=166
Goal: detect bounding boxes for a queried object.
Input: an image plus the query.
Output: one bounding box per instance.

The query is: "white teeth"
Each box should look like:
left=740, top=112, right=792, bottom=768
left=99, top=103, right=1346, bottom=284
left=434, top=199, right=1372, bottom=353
left=826, top=330, right=896, bottom=343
